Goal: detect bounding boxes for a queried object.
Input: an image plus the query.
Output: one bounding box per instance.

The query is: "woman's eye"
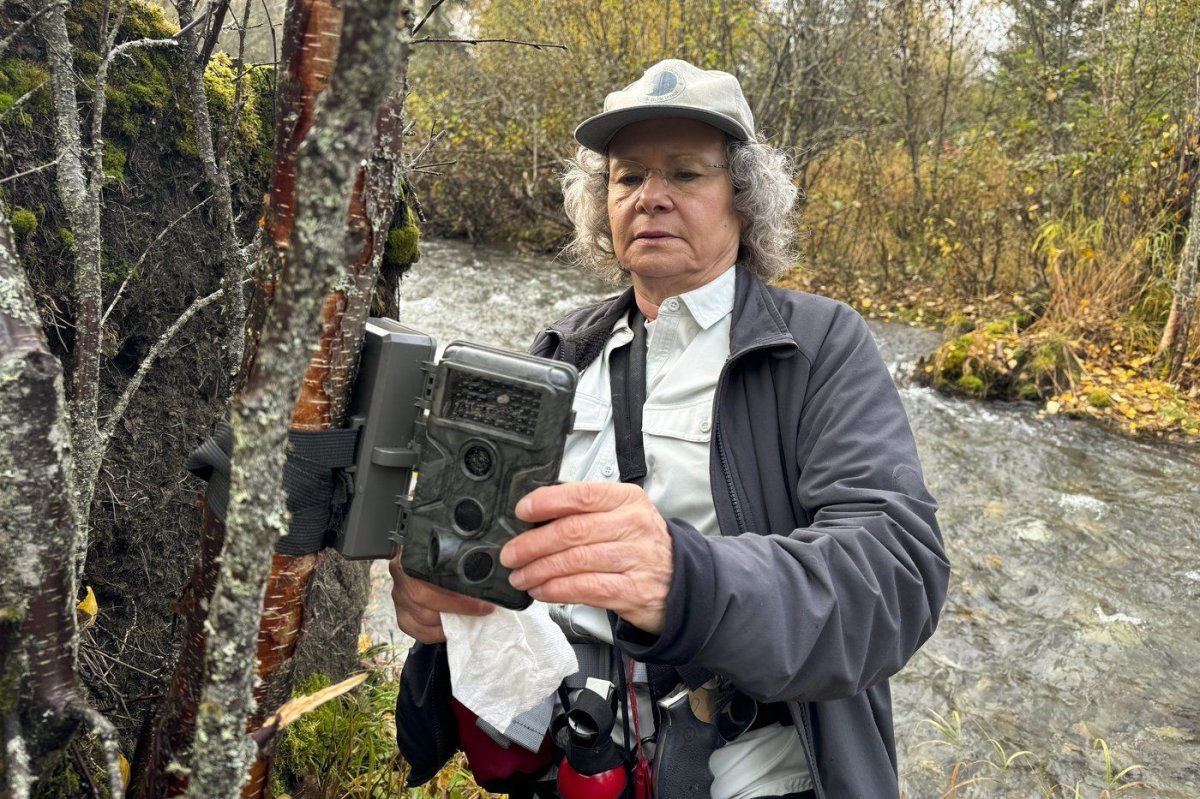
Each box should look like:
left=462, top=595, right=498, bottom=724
left=617, top=174, right=645, bottom=186
left=673, top=171, right=701, bottom=182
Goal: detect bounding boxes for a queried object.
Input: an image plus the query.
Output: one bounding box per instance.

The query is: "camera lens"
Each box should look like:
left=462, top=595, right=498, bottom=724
left=454, top=498, right=485, bottom=534
left=461, top=550, right=494, bottom=583
left=462, top=443, right=494, bottom=478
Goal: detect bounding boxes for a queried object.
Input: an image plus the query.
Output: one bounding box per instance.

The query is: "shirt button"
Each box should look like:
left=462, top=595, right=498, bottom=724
left=601, top=463, right=615, bottom=477
left=699, top=420, right=711, bottom=433
left=665, top=298, right=680, bottom=311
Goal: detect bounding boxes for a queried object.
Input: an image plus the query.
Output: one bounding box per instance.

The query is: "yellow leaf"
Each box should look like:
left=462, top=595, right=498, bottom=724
left=1045, top=400, right=1061, bottom=414
left=1120, top=193, right=1131, bottom=204
left=1046, top=86, right=1058, bottom=102
left=358, top=633, right=373, bottom=655
left=861, top=298, right=872, bottom=308
left=1024, top=185, right=1035, bottom=195
left=119, top=754, right=130, bottom=788
left=77, top=586, right=98, bottom=618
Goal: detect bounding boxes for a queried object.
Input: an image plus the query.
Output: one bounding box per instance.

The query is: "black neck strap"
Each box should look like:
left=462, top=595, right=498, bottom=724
left=609, top=308, right=648, bottom=486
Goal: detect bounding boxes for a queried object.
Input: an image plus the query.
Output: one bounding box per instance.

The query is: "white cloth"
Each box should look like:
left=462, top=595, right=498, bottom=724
left=442, top=602, right=578, bottom=749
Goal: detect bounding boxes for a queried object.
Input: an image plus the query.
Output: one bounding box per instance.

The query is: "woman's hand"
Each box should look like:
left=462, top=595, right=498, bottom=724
left=389, top=550, right=494, bottom=644
left=501, top=482, right=674, bottom=635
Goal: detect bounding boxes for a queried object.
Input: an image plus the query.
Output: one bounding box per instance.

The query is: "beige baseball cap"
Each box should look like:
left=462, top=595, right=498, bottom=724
left=574, top=59, right=755, bottom=153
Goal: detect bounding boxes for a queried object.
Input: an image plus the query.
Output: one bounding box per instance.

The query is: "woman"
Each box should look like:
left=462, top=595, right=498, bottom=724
left=392, top=59, right=949, bottom=799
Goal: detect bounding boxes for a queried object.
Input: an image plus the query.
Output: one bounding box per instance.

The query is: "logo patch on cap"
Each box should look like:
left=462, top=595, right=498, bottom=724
left=640, top=67, right=683, bottom=102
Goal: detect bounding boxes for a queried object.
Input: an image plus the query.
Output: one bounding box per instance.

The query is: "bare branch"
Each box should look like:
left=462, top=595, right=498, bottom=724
left=0, top=0, right=66, bottom=60
left=2, top=711, right=31, bottom=799
left=0, top=156, right=62, bottom=186
left=88, top=1, right=213, bottom=194
left=101, top=195, right=213, bottom=326
left=99, top=288, right=224, bottom=447
left=411, top=0, right=445, bottom=35
left=198, top=0, right=233, bottom=68
left=0, top=79, right=49, bottom=124
left=412, top=36, right=567, bottom=50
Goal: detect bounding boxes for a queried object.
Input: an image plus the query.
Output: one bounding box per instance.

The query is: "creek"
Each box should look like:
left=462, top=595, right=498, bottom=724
left=363, top=238, right=1200, bottom=797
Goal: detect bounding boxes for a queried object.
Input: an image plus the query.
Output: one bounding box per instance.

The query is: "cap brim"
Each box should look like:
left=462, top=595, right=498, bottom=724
left=574, top=106, right=751, bottom=152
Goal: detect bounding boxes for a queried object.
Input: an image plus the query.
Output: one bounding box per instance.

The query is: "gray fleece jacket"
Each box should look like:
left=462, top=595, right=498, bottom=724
left=528, top=267, right=949, bottom=799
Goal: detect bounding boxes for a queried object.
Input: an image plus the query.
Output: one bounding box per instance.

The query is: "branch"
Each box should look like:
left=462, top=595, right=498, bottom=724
left=88, top=1, right=212, bottom=195
left=412, top=36, right=567, bottom=50
left=2, top=711, right=31, bottom=799
left=0, top=156, right=62, bottom=186
left=101, top=194, right=213, bottom=326
left=99, top=288, right=224, bottom=447
left=0, top=1, right=65, bottom=60
left=410, top=0, right=445, bottom=35
left=197, top=0, right=232, bottom=68
left=0, top=79, right=49, bottom=124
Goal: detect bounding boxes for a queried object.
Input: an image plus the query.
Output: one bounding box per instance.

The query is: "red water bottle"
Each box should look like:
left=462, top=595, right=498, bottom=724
left=556, top=678, right=627, bottom=799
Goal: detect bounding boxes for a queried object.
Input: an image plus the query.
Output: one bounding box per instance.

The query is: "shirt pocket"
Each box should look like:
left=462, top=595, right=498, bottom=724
left=559, top=391, right=615, bottom=482
left=642, top=397, right=713, bottom=443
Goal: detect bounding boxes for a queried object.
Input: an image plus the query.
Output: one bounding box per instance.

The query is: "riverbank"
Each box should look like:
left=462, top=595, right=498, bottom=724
left=777, top=270, right=1200, bottom=442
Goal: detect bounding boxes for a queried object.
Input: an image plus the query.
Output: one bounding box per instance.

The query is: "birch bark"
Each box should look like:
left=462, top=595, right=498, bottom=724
left=184, top=0, right=410, bottom=794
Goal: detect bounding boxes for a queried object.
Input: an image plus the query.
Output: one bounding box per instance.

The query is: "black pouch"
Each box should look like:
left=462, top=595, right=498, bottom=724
left=395, top=642, right=459, bottom=785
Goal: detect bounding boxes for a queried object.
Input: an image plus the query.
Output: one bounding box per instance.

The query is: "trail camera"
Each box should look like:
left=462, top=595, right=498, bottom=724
left=399, top=342, right=578, bottom=610
left=336, top=319, right=577, bottom=611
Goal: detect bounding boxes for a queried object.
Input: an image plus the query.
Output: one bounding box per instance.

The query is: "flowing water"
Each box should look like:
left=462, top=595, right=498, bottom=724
left=364, top=238, right=1200, bottom=797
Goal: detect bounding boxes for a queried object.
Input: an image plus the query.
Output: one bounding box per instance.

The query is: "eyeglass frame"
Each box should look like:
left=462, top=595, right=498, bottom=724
left=595, top=158, right=731, bottom=199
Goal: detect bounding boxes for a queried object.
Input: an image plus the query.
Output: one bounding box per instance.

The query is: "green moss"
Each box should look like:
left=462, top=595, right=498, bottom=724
left=1087, top=388, right=1113, bottom=408
left=1015, top=381, right=1042, bottom=401
left=940, top=337, right=971, bottom=374
left=59, top=228, right=75, bottom=249
left=0, top=59, right=51, bottom=120
left=955, top=374, right=986, bottom=395
left=1027, top=337, right=1077, bottom=386
left=944, top=312, right=975, bottom=335
left=10, top=207, right=37, bottom=239
left=103, top=143, right=127, bottom=184
left=272, top=669, right=407, bottom=797
left=384, top=221, right=421, bottom=270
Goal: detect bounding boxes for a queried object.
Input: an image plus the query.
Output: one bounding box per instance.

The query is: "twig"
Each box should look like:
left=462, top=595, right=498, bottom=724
left=0, top=1, right=66, bottom=59
left=412, top=36, right=567, bottom=50
left=2, top=711, right=31, bottom=799
left=411, top=0, right=446, bottom=35
left=0, top=156, right=62, bottom=186
left=99, top=288, right=224, bottom=446
left=0, top=79, right=50, bottom=124
left=101, top=195, right=213, bottom=325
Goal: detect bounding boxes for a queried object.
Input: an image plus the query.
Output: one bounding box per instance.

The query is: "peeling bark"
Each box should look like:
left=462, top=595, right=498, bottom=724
left=184, top=0, right=411, bottom=795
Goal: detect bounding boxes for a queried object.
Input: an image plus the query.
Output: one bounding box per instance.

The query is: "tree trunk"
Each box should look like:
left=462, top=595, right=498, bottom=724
left=182, top=0, right=411, bottom=794
left=0, top=203, right=122, bottom=799
left=34, top=1, right=103, bottom=569
left=1157, top=173, right=1200, bottom=383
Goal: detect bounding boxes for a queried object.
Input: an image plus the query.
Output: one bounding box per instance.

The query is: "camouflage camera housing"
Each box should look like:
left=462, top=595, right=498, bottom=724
left=399, top=342, right=577, bottom=610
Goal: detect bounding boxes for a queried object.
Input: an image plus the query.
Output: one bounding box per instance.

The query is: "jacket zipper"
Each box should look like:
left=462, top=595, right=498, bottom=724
left=714, top=346, right=826, bottom=799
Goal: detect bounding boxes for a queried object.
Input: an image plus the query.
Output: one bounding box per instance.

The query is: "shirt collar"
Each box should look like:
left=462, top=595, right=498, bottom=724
left=617, top=265, right=736, bottom=334
left=677, top=265, right=736, bottom=329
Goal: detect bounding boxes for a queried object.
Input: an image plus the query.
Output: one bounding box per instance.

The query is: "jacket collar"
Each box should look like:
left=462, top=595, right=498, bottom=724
left=545, top=266, right=799, bottom=369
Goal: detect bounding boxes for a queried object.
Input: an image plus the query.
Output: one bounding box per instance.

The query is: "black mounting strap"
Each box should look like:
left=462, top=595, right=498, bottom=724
left=185, top=420, right=361, bottom=555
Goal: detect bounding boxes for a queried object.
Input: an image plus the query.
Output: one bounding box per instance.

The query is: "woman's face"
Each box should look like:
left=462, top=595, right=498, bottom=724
left=606, top=118, right=741, bottom=307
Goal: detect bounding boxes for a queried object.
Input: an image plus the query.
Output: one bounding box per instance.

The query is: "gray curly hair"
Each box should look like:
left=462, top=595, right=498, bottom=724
left=561, top=137, right=799, bottom=282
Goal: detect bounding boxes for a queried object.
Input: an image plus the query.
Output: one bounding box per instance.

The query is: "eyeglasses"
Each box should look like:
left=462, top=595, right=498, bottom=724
left=600, top=159, right=729, bottom=201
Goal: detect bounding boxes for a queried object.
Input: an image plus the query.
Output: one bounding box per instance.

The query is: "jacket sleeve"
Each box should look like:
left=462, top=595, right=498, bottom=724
left=614, top=308, right=949, bottom=703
